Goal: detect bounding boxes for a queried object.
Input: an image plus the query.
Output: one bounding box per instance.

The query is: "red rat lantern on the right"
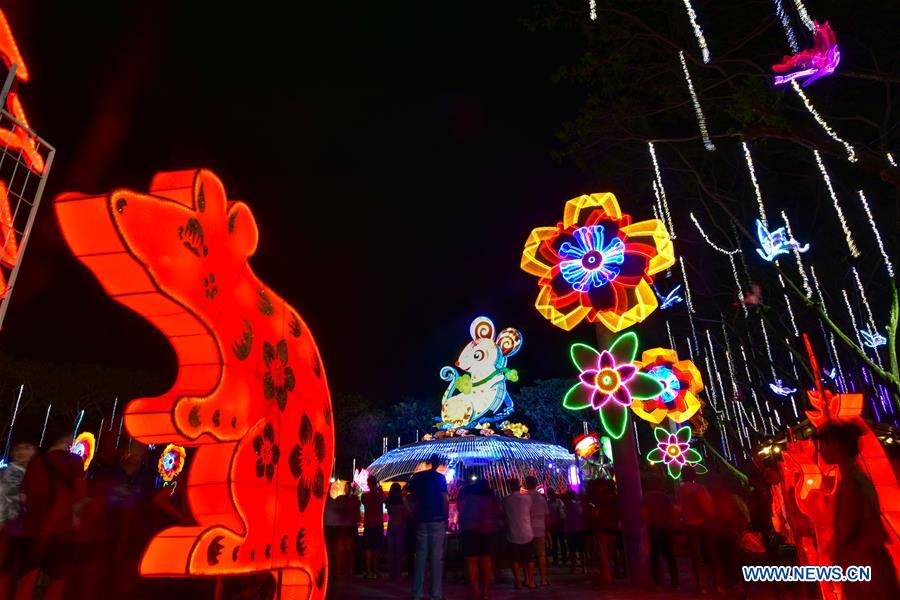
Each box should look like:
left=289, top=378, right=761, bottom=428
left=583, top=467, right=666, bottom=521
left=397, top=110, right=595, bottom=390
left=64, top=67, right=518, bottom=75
left=55, top=169, right=333, bottom=598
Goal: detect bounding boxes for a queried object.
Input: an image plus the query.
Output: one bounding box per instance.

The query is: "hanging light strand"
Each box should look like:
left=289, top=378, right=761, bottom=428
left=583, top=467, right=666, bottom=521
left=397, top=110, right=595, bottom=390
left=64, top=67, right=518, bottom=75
left=706, top=330, right=730, bottom=420
left=679, top=256, right=695, bottom=314
left=679, top=51, right=715, bottom=151
left=851, top=267, right=877, bottom=331
left=648, top=143, right=676, bottom=239
left=857, top=190, right=894, bottom=278
left=741, top=141, right=768, bottom=227
left=887, top=153, right=897, bottom=167
left=795, top=85, right=856, bottom=162
left=791, top=0, right=815, bottom=31
left=689, top=212, right=741, bottom=255
left=589, top=0, right=597, bottom=21
left=778, top=274, right=800, bottom=337
left=728, top=254, right=748, bottom=317
left=781, top=211, right=813, bottom=297
left=772, top=0, right=799, bottom=52
left=841, top=289, right=868, bottom=353
left=814, top=151, right=860, bottom=256
left=681, top=0, right=711, bottom=63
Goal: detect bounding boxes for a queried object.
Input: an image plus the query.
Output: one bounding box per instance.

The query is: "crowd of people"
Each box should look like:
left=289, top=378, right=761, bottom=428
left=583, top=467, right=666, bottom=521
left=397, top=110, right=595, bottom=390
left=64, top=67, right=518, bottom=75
left=0, top=427, right=233, bottom=600
left=0, top=425, right=897, bottom=599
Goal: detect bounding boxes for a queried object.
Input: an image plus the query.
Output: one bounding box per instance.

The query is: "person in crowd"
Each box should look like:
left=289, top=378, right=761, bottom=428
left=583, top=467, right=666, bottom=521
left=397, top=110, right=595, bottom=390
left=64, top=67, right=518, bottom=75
left=818, top=424, right=900, bottom=599
left=8, top=429, right=86, bottom=600
left=361, top=475, right=385, bottom=579
left=502, top=478, right=534, bottom=589
left=323, top=483, right=342, bottom=577
left=546, top=488, right=566, bottom=566
left=710, top=478, right=750, bottom=592
left=458, top=478, right=502, bottom=600
left=406, top=453, right=449, bottom=600
left=0, top=442, right=35, bottom=527
left=385, top=483, right=408, bottom=581
left=590, top=479, right=619, bottom=586
left=563, top=490, right=586, bottom=574
left=333, top=481, right=361, bottom=579
left=524, top=476, right=550, bottom=587
left=641, top=475, right=678, bottom=590
left=0, top=442, right=36, bottom=596
left=678, top=466, right=716, bottom=594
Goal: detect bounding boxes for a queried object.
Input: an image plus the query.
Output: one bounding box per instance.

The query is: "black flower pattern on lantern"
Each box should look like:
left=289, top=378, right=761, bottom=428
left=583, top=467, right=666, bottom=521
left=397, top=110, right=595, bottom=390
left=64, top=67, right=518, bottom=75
left=253, top=422, right=280, bottom=482
left=263, top=340, right=295, bottom=411
left=289, top=414, right=326, bottom=512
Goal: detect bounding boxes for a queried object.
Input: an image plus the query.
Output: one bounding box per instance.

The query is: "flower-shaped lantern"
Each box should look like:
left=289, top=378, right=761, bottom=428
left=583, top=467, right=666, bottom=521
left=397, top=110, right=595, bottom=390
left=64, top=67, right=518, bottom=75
left=158, top=443, right=187, bottom=484
left=563, top=332, right=663, bottom=439
left=521, top=192, right=675, bottom=332
left=71, top=431, right=96, bottom=471
left=646, top=425, right=706, bottom=480
left=633, top=348, right=703, bottom=424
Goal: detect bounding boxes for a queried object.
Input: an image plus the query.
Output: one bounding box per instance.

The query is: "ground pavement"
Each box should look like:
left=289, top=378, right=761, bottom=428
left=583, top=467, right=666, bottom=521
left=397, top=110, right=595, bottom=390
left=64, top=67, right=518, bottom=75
left=328, top=561, right=792, bottom=599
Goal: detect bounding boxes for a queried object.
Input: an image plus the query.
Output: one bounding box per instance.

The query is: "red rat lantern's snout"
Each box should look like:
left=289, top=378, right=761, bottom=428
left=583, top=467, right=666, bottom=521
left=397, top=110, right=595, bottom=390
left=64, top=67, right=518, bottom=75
left=55, top=169, right=334, bottom=597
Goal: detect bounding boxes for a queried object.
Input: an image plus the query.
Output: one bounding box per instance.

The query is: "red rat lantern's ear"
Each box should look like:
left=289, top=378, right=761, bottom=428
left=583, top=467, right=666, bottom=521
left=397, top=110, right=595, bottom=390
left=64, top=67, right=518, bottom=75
left=496, top=328, right=523, bottom=357
left=225, top=201, right=258, bottom=258
left=469, top=316, right=495, bottom=341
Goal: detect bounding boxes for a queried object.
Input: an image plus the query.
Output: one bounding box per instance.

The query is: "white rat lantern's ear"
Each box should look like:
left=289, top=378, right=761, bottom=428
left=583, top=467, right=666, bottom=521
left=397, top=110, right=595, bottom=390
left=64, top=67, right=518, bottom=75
left=496, top=328, right=523, bottom=357
left=470, top=316, right=495, bottom=341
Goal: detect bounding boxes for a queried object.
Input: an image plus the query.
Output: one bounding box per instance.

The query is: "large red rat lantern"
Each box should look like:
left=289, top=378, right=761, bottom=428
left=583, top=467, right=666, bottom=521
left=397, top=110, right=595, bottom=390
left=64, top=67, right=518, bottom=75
left=56, top=169, right=333, bottom=599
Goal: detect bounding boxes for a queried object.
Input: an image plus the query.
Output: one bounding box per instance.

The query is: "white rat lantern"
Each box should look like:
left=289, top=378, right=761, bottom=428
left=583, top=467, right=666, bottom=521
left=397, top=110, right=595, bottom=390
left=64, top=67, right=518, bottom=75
left=437, top=316, right=523, bottom=429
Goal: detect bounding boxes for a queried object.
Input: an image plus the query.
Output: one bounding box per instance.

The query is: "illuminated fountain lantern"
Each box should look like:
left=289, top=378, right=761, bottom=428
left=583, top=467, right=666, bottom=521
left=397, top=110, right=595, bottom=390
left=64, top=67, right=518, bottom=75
left=55, top=169, right=334, bottom=599
left=368, top=317, right=576, bottom=496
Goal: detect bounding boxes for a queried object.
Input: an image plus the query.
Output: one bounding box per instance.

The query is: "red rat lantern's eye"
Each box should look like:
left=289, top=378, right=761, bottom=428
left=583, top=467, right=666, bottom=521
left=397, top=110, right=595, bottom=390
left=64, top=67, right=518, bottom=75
left=116, top=198, right=127, bottom=213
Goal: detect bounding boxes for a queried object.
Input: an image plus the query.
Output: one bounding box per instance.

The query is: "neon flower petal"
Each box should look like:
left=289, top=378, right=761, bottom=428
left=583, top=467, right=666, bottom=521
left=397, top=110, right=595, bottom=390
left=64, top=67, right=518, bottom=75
left=608, top=331, right=639, bottom=365
left=612, top=386, right=632, bottom=406
left=653, top=426, right=669, bottom=444
left=647, top=447, right=666, bottom=463
left=684, top=448, right=703, bottom=464
left=595, top=392, right=614, bottom=409
left=667, top=462, right=684, bottom=480
left=617, top=363, right=637, bottom=384
left=675, top=425, right=692, bottom=444
left=598, top=350, right=615, bottom=371
left=563, top=382, right=593, bottom=410
left=579, top=370, right=599, bottom=386
left=630, top=372, right=664, bottom=400
left=599, top=401, right=629, bottom=439
left=571, top=343, right=600, bottom=372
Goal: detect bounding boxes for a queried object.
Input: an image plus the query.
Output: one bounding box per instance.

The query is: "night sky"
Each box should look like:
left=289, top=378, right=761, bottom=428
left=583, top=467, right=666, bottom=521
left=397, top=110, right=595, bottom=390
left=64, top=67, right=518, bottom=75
left=0, top=1, right=600, bottom=409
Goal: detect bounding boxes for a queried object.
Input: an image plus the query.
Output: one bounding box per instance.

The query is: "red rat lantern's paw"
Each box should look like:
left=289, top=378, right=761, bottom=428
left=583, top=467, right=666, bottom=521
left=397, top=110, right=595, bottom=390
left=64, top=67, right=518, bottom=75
left=55, top=169, right=334, bottom=599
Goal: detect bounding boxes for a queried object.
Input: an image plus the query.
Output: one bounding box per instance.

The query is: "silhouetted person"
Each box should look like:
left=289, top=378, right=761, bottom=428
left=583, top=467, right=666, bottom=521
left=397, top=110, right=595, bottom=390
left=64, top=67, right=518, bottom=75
left=0, top=442, right=36, bottom=596
left=458, top=479, right=502, bottom=600
left=503, top=478, right=534, bottom=589
left=333, top=482, right=360, bottom=579
left=642, top=476, right=678, bottom=590
left=361, top=475, right=385, bottom=579
left=546, top=488, right=567, bottom=565
left=524, top=476, right=550, bottom=587
left=818, top=424, right=900, bottom=599
left=710, top=478, right=749, bottom=592
left=678, top=466, right=716, bottom=594
left=385, top=483, right=409, bottom=581
left=10, top=430, right=86, bottom=600
left=406, top=453, right=448, bottom=600
left=563, top=491, right=586, bottom=574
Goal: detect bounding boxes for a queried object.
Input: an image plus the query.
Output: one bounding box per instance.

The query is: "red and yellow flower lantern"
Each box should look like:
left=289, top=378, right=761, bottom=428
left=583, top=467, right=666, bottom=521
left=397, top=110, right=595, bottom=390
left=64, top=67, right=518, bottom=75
left=521, top=193, right=674, bottom=332
left=632, top=348, right=703, bottom=424
left=158, top=443, right=187, bottom=483
left=71, top=431, right=96, bottom=471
